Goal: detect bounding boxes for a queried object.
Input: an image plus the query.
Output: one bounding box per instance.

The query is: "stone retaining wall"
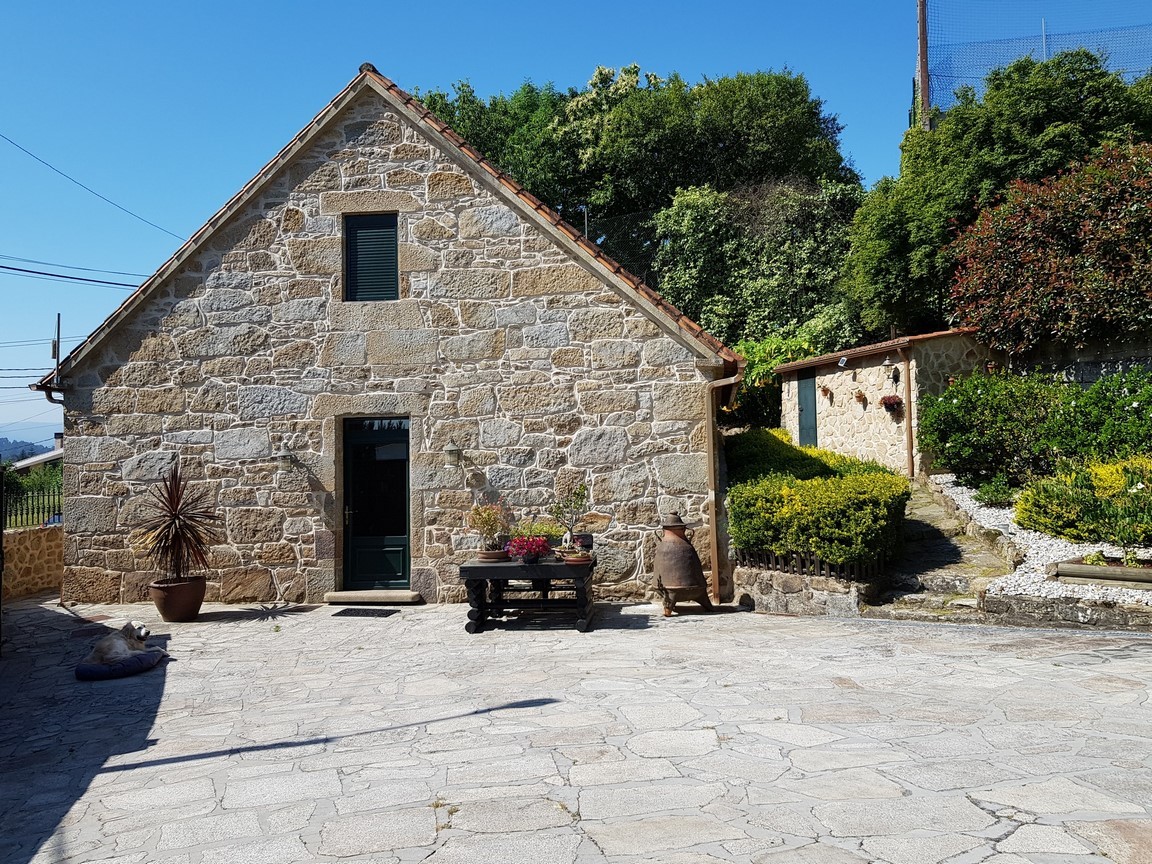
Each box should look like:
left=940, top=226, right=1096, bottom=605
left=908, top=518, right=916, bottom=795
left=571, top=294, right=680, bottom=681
left=982, top=593, right=1152, bottom=631
left=733, top=565, right=883, bottom=617
left=60, top=89, right=726, bottom=606
left=2, top=526, right=63, bottom=600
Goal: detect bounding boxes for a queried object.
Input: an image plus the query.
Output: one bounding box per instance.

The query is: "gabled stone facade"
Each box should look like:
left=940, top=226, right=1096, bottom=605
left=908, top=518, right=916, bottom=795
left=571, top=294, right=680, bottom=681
left=55, top=73, right=739, bottom=606
left=778, top=331, right=1000, bottom=476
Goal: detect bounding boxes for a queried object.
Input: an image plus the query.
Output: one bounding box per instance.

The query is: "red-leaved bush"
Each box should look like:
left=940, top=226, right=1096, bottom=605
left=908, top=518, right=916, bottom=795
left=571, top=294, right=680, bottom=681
left=950, top=144, right=1152, bottom=353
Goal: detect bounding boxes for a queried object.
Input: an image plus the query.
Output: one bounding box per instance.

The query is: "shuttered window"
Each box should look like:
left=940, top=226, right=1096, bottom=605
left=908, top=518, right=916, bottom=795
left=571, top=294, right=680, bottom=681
left=345, top=214, right=399, bottom=301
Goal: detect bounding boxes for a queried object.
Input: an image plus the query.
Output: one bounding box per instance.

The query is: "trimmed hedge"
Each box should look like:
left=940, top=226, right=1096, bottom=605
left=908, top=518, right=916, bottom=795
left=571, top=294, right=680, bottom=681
left=1015, top=457, right=1152, bottom=546
left=726, top=429, right=910, bottom=566
left=728, top=472, right=910, bottom=565
left=726, top=428, right=889, bottom=485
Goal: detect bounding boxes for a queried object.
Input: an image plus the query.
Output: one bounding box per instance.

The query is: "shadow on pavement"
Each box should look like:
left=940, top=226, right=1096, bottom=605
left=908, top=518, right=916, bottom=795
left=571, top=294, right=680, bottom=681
left=0, top=598, right=169, bottom=864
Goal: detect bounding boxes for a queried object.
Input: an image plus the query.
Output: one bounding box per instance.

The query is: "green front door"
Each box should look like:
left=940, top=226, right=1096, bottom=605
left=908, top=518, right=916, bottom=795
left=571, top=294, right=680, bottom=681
left=798, top=370, right=818, bottom=447
left=343, top=418, right=410, bottom=589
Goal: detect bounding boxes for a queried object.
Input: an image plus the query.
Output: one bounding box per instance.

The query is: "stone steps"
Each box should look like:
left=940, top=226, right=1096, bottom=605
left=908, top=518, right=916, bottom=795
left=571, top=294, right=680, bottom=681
left=324, top=590, right=423, bottom=605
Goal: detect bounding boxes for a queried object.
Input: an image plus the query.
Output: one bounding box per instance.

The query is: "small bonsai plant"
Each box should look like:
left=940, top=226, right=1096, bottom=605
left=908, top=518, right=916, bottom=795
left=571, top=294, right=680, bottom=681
left=138, top=463, right=221, bottom=622
left=549, top=482, right=589, bottom=545
left=468, top=500, right=511, bottom=550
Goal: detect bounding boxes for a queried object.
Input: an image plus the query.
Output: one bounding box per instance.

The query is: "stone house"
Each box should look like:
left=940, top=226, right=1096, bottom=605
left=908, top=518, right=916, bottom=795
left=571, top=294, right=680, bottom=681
left=33, top=64, right=743, bottom=606
left=775, top=330, right=1000, bottom=476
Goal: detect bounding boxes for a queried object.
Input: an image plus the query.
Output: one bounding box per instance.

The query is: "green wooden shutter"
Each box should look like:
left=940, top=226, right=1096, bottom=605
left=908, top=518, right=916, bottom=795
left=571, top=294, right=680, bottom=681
left=345, top=214, right=399, bottom=301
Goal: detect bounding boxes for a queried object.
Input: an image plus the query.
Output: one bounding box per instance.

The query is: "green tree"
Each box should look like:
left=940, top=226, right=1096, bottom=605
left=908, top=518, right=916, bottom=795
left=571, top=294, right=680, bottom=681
left=845, top=50, right=1152, bottom=334
left=423, top=66, right=857, bottom=278
left=653, top=179, right=865, bottom=346
left=950, top=143, right=1152, bottom=353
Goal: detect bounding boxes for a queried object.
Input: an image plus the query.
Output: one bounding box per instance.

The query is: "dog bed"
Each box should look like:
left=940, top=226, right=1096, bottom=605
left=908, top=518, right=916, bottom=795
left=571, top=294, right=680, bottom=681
left=75, top=651, right=166, bottom=681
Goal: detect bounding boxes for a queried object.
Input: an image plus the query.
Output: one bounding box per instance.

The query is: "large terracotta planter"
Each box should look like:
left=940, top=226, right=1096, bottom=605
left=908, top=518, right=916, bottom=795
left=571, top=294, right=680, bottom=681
left=149, top=578, right=207, bottom=622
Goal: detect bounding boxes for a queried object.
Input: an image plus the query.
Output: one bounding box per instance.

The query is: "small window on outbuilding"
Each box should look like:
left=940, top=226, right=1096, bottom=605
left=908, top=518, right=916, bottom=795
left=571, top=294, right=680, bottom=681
left=344, top=213, right=399, bottom=301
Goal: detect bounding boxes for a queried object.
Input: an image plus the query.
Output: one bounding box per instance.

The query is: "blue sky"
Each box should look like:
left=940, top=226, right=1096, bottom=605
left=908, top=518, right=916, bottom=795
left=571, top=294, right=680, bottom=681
left=0, top=1, right=1142, bottom=440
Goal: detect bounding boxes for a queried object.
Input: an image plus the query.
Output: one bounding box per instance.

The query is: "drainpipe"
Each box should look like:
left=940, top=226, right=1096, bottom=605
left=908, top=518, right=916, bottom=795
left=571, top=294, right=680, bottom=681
left=703, top=358, right=746, bottom=604
left=896, top=347, right=914, bottom=478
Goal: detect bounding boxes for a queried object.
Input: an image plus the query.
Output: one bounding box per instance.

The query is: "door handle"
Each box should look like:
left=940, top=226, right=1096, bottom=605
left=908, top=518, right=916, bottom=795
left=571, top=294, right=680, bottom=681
left=344, top=506, right=352, bottom=527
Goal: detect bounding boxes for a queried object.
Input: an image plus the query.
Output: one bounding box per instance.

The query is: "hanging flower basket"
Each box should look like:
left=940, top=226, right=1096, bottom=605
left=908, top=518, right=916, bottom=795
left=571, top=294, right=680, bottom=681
left=879, top=395, right=904, bottom=413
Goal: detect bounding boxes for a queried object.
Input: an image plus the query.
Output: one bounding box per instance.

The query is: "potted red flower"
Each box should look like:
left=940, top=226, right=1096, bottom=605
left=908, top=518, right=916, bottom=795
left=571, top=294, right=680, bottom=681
left=506, top=535, right=552, bottom=564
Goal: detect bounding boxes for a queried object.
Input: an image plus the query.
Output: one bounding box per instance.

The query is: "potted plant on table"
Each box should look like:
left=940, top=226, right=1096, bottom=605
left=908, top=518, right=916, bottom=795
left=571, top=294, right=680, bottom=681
left=506, top=534, right=553, bottom=564
left=468, top=500, right=512, bottom=561
left=549, top=483, right=589, bottom=554
left=139, top=463, right=221, bottom=622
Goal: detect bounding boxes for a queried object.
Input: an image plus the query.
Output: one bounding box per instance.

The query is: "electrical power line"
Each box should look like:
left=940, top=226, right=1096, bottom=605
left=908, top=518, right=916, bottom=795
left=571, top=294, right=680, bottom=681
left=0, top=253, right=148, bottom=279
left=0, top=263, right=138, bottom=288
left=0, top=130, right=185, bottom=241
left=0, top=336, right=85, bottom=349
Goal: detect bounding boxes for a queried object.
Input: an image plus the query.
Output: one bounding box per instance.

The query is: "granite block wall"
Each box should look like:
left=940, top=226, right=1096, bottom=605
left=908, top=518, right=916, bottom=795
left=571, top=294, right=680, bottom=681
left=60, top=91, right=724, bottom=605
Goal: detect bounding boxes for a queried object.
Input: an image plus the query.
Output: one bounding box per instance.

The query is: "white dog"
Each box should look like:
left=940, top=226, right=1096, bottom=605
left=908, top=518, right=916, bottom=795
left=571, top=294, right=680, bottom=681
left=81, top=621, right=169, bottom=665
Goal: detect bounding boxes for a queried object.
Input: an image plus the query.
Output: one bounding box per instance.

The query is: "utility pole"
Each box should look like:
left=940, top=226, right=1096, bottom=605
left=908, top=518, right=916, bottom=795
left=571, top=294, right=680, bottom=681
left=917, top=0, right=931, bottom=129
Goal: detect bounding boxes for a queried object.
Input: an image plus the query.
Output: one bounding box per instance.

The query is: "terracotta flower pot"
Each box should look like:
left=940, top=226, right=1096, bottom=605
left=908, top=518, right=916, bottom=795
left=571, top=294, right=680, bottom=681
left=477, top=549, right=509, bottom=562
left=149, top=578, right=207, bottom=622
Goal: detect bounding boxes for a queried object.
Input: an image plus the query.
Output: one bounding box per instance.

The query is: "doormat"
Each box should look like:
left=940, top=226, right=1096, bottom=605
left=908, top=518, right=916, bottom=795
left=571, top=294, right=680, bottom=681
left=331, top=608, right=399, bottom=618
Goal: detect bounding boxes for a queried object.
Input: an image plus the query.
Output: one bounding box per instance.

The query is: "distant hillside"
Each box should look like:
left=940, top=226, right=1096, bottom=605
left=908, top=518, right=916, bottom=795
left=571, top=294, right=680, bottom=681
left=0, top=437, right=50, bottom=462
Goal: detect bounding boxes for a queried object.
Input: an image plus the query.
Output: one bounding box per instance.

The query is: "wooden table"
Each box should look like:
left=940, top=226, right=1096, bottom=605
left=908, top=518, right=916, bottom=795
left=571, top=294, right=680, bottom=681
left=458, top=558, right=595, bottom=633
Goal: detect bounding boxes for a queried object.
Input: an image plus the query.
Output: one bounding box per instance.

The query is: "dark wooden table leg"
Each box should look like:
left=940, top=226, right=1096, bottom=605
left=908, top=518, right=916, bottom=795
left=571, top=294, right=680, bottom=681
left=490, top=579, right=506, bottom=618
left=464, top=578, right=488, bottom=634
left=574, top=573, right=593, bottom=632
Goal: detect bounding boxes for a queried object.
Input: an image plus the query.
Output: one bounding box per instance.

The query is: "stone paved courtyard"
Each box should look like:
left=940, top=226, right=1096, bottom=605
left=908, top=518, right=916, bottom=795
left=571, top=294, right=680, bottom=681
left=2, top=596, right=1152, bottom=864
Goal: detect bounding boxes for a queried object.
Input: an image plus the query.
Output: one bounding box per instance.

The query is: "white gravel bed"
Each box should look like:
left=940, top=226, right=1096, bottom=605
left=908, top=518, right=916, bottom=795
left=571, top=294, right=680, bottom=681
left=934, top=474, right=1152, bottom=607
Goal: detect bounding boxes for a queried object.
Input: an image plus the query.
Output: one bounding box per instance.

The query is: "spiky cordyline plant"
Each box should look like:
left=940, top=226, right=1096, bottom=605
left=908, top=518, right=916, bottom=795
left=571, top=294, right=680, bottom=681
left=138, top=464, right=221, bottom=583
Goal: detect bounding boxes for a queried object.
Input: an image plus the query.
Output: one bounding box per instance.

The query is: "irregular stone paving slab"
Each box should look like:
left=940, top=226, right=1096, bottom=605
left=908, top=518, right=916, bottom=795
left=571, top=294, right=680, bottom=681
left=998, top=822, right=1093, bottom=854
left=317, top=807, right=438, bottom=855
left=568, top=757, right=679, bottom=786
left=814, top=795, right=997, bottom=836
left=422, top=832, right=581, bottom=863
left=1069, top=819, right=1152, bottom=864
left=579, top=781, right=727, bottom=819
left=583, top=814, right=745, bottom=855
left=198, top=834, right=311, bottom=864
left=788, top=748, right=910, bottom=772
left=777, top=767, right=906, bottom=800
left=221, top=770, right=341, bottom=809
left=618, top=703, right=704, bottom=729
left=740, top=722, right=845, bottom=748
left=973, top=776, right=1147, bottom=815
left=879, top=758, right=1024, bottom=791
left=449, top=797, right=574, bottom=832
left=6, top=599, right=1152, bottom=864
left=751, top=842, right=871, bottom=863
left=861, top=833, right=984, bottom=864
left=156, top=812, right=262, bottom=850
left=626, top=729, right=718, bottom=757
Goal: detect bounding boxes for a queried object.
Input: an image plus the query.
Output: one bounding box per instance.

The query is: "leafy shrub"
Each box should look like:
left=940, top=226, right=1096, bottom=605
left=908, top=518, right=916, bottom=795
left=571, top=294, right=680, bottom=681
left=728, top=472, right=911, bottom=565
left=973, top=475, right=1015, bottom=507
left=726, top=428, right=888, bottom=485
left=1015, top=457, right=1152, bottom=546
left=511, top=518, right=565, bottom=541
left=1044, top=369, right=1152, bottom=461
left=917, top=371, right=1070, bottom=486
left=951, top=144, right=1152, bottom=354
